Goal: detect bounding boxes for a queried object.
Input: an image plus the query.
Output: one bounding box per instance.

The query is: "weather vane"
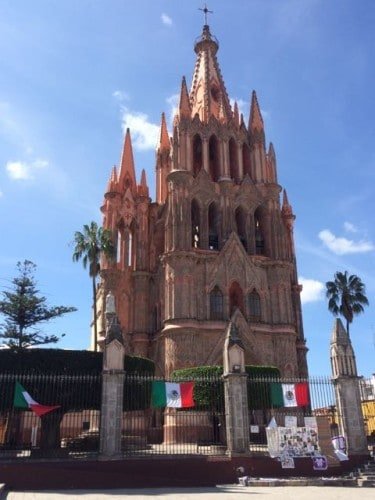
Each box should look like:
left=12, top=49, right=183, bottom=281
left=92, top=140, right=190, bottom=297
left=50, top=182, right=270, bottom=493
left=199, top=3, right=213, bottom=25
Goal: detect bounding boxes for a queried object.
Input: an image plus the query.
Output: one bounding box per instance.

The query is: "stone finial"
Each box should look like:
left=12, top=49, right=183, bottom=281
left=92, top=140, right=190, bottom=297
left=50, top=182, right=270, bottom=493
left=330, top=318, right=357, bottom=377
left=105, top=291, right=116, bottom=315
left=331, top=317, right=350, bottom=345
left=223, top=321, right=245, bottom=374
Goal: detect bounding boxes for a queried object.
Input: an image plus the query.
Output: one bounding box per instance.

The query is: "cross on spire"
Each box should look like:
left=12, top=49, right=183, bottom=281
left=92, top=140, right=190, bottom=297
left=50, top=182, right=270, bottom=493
left=199, top=3, right=213, bottom=25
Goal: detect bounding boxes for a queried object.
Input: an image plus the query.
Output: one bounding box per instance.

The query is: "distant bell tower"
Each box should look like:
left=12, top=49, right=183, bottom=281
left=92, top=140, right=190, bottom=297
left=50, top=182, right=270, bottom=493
left=97, top=20, right=308, bottom=378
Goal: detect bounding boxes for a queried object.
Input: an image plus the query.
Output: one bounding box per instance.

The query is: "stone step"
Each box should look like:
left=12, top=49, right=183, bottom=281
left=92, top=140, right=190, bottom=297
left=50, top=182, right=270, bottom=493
left=357, top=479, right=375, bottom=487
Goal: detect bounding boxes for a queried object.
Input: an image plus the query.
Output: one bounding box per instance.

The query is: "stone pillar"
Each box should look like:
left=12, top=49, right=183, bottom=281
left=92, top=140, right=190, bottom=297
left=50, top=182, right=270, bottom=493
left=100, top=292, right=125, bottom=458
left=330, top=318, right=368, bottom=455
left=223, top=321, right=250, bottom=456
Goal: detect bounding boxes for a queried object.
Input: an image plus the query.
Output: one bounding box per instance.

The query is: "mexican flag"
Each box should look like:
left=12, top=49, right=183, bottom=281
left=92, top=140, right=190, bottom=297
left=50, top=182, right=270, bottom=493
left=13, top=381, right=61, bottom=417
left=151, top=381, right=195, bottom=408
left=270, top=382, right=309, bottom=408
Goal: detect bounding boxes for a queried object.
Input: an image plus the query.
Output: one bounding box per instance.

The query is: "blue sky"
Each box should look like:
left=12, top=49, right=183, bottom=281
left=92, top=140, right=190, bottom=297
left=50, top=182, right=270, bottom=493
left=0, top=0, right=374, bottom=376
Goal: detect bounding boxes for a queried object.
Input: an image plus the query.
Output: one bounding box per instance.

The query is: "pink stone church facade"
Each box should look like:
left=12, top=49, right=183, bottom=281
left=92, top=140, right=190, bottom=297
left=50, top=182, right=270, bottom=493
left=97, top=24, right=308, bottom=378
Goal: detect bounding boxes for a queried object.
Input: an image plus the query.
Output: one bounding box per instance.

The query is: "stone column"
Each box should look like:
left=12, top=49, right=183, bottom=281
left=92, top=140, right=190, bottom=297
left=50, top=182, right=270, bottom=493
left=330, top=318, right=368, bottom=455
left=223, top=321, right=250, bottom=456
left=100, top=292, right=125, bottom=458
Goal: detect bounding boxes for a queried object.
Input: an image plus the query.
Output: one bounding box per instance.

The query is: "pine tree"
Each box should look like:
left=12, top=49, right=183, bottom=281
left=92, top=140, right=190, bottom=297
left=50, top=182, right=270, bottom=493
left=0, top=260, right=76, bottom=350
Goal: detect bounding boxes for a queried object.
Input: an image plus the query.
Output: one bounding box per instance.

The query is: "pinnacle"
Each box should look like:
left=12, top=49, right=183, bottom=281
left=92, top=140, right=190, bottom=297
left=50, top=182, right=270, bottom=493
left=249, top=90, right=264, bottom=131
left=331, top=318, right=350, bottom=345
left=233, top=101, right=239, bottom=127
left=119, top=128, right=136, bottom=188
left=179, top=76, right=191, bottom=117
left=159, top=112, right=170, bottom=151
left=138, top=168, right=149, bottom=197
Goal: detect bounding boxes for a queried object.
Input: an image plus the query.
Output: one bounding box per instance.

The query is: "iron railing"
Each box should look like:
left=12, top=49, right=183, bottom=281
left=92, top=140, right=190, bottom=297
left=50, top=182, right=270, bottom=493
left=0, top=373, right=101, bottom=459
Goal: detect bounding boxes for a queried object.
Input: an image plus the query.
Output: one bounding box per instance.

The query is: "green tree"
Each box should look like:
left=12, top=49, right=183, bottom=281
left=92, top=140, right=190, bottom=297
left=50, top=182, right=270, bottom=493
left=326, top=271, right=369, bottom=335
left=0, top=260, right=76, bottom=351
left=72, top=222, right=115, bottom=351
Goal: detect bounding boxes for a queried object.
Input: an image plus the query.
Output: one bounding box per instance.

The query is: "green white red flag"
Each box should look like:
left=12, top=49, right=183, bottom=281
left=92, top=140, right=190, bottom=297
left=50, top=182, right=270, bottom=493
left=151, top=381, right=195, bottom=408
left=270, top=382, right=310, bottom=408
left=13, top=381, right=60, bottom=417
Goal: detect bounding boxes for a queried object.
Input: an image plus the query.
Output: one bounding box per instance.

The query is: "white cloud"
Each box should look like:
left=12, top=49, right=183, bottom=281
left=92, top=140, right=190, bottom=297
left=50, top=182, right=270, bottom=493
left=230, top=97, right=247, bottom=118
left=112, top=90, right=129, bottom=102
left=166, top=93, right=179, bottom=128
left=299, top=277, right=325, bottom=304
left=120, top=107, right=159, bottom=151
left=6, top=158, right=49, bottom=180
left=318, top=229, right=375, bottom=255
left=343, top=221, right=357, bottom=233
left=0, top=189, right=3, bottom=198
left=161, top=13, right=173, bottom=26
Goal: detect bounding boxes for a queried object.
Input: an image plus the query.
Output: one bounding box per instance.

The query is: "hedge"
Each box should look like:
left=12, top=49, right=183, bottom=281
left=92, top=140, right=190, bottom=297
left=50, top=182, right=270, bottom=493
left=171, top=365, right=281, bottom=410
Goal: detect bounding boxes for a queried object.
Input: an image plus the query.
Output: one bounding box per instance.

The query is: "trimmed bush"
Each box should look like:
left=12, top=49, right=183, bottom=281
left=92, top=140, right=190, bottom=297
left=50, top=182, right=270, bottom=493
left=171, top=365, right=280, bottom=410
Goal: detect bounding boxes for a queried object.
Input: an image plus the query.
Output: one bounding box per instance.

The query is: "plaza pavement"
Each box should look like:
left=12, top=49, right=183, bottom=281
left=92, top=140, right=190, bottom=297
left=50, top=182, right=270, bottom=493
left=3, top=486, right=375, bottom=500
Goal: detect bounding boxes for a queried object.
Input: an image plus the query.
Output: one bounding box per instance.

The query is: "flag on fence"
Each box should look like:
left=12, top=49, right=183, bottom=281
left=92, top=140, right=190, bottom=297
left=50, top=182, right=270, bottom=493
left=13, top=381, right=60, bottom=417
left=270, top=382, right=309, bottom=408
left=151, top=381, right=195, bottom=408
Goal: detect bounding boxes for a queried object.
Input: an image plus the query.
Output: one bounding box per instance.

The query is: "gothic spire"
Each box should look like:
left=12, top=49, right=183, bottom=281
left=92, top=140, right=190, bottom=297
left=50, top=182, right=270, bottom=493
left=282, top=189, right=293, bottom=215
left=138, top=168, right=149, bottom=197
left=158, top=112, right=170, bottom=152
left=106, top=165, right=118, bottom=194
left=249, top=90, right=264, bottom=132
left=190, top=24, right=232, bottom=123
left=233, top=101, right=239, bottom=128
left=179, top=76, right=191, bottom=118
left=119, top=128, right=136, bottom=189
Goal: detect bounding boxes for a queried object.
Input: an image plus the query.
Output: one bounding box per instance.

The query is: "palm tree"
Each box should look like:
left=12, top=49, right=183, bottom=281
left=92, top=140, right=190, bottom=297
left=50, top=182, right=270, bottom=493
left=325, top=271, right=369, bottom=336
left=72, top=222, right=115, bottom=351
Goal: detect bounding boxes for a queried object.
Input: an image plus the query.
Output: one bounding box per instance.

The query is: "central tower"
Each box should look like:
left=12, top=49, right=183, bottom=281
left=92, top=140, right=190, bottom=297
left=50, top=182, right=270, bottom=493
left=98, top=23, right=308, bottom=378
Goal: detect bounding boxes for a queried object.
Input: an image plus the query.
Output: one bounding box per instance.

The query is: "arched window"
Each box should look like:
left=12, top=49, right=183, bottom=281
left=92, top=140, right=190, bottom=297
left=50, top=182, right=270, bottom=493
left=235, top=206, right=247, bottom=251
left=242, top=143, right=251, bottom=179
left=254, top=209, right=265, bottom=255
left=116, top=230, right=122, bottom=263
left=209, top=135, right=220, bottom=182
left=208, top=202, right=219, bottom=250
left=248, top=290, right=261, bottom=322
left=229, top=138, right=239, bottom=182
left=193, top=134, right=203, bottom=176
left=210, top=286, right=223, bottom=320
left=127, top=229, right=133, bottom=267
left=191, top=199, right=200, bottom=248
left=229, top=281, right=244, bottom=316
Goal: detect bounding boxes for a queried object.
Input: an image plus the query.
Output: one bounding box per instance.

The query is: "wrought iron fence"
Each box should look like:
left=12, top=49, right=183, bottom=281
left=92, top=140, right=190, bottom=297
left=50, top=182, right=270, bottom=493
left=1, top=371, right=369, bottom=460
left=121, top=374, right=226, bottom=456
left=0, top=373, right=101, bottom=459
left=246, top=375, right=339, bottom=455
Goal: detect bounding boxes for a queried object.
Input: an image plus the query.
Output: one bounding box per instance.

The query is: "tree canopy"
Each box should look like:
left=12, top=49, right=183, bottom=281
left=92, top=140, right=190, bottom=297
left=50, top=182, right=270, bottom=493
left=326, top=271, right=369, bottom=335
left=0, top=260, right=76, bottom=351
left=72, top=222, right=115, bottom=351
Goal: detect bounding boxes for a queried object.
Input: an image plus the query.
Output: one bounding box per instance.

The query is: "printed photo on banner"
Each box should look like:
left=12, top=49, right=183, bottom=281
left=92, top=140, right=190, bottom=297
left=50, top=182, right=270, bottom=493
left=279, top=426, right=320, bottom=457
left=284, top=415, right=297, bottom=427
left=280, top=453, right=295, bottom=469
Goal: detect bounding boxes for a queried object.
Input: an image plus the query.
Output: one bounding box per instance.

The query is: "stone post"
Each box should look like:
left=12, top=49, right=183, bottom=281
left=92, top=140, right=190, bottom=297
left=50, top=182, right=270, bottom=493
left=330, top=318, right=368, bottom=455
left=223, top=321, right=250, bottom=456
left=99, top=291, right=125, bottom=458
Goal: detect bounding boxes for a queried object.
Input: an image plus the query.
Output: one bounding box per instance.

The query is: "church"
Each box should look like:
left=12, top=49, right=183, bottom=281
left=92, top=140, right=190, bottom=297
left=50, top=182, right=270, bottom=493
left=97, top=22, right=308, bottom=378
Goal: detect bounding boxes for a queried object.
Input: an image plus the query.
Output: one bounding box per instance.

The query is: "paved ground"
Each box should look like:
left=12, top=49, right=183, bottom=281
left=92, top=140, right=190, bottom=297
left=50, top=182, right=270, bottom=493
left=3, top=486, right=375, bottom=500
